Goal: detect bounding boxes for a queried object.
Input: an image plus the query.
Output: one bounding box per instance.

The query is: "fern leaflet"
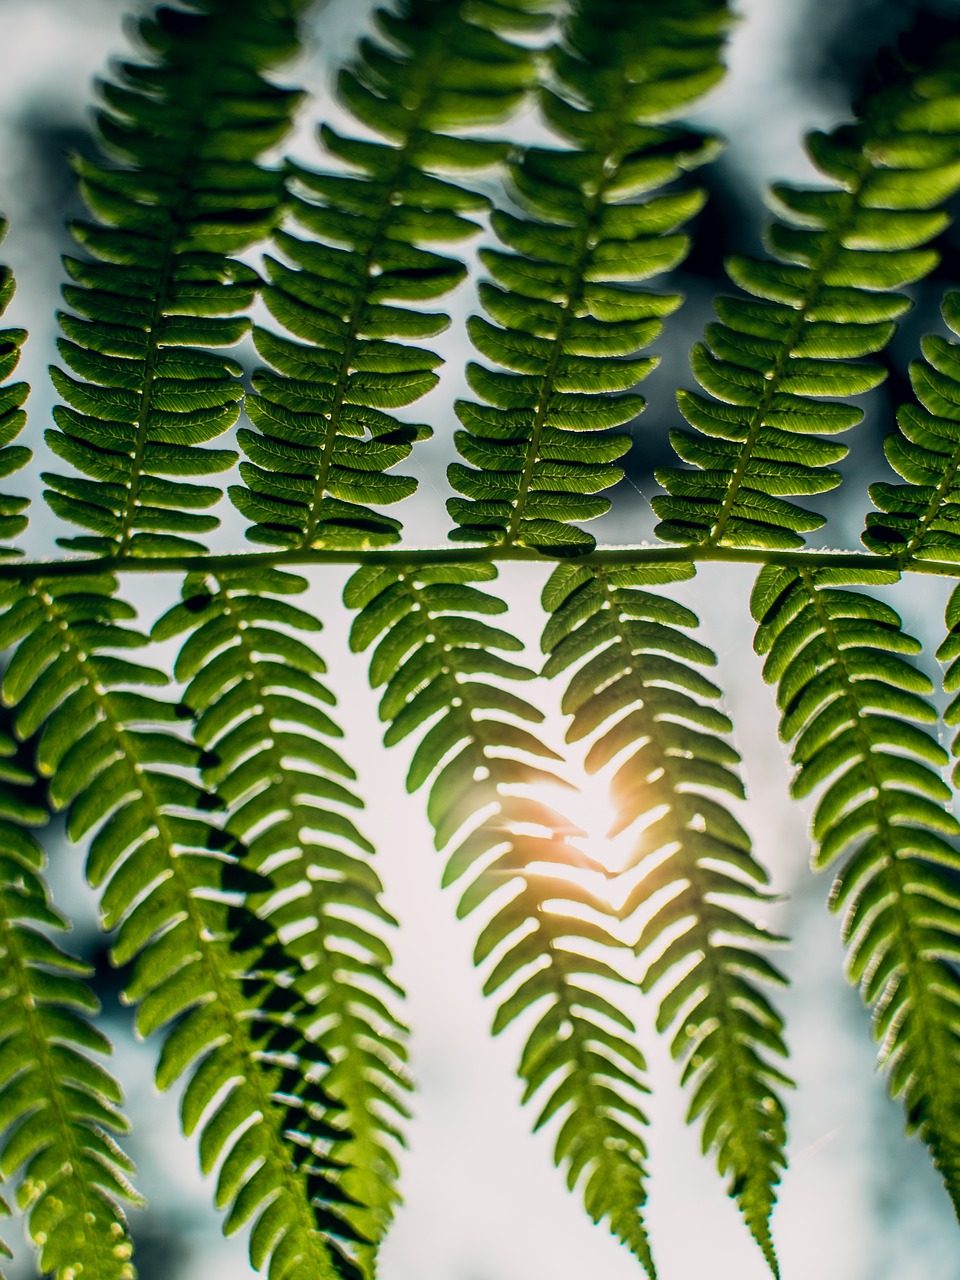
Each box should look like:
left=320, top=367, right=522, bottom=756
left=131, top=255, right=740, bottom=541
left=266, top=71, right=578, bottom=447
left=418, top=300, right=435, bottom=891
left=347, top=562, right=658, bottom=1275
left=0, top=574, right=364, bottom=1279
left=0, top=225, right=29, bottom=546
left=449, top=0, right=730, bottom=552
left=541, top=561, right=789, bottom=1271
left=44, top=0, right=305, bottom=556
left=154, top=566, right=410, bottom=1268
left=0, top=727, right=141, bottom=1280
left=233, top=0, right=546, bottom=549
left=656, top=20, right=960, bottom=549
left=863, top=292, right=960, bottom=562
left=751, top=564, right=960, bottom=1213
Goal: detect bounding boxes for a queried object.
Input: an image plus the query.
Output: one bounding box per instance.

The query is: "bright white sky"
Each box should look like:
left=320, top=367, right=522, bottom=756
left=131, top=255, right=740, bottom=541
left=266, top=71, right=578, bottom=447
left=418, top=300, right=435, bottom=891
left=0, top=1, right=956, bottom=1279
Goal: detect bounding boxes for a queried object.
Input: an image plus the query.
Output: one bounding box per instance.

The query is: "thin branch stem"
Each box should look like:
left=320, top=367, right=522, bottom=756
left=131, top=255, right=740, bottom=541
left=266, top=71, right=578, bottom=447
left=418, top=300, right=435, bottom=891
left=1, top=543, right=956, bottom=582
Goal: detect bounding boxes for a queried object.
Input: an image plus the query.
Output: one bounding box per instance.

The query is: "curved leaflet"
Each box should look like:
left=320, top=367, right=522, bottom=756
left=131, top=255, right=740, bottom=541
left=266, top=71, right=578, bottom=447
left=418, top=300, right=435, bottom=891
left=751, top=564, right=960, bottom=1214
left=541, top=561, right=789, bottom=1271
left=233, top=0, right=547, bottom=549
left=0, top=727, right=141, bottom=1280
left=347, top=562, right=658, bottom=1275
left=43, top=0, right=306, bottom=556
left=0, top=573, right=363, bottom=1279
left=655, top=21, right=960, bottom=549
left=449, top=0, right=731, bottom=553
left=154, top=566, right=410, bottom=1270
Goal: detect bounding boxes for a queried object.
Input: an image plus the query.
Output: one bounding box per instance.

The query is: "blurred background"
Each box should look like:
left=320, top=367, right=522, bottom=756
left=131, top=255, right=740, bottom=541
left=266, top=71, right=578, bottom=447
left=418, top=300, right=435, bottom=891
left=0, top=0, right=958, bottom=1276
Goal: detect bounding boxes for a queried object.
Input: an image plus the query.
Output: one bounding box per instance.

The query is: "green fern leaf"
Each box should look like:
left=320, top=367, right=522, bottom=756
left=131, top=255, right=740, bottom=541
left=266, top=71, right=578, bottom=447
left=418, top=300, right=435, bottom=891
left=541, top=561, right=789, bottom=1272
left=656, top=20, right=960, bottom=549
left=43, top=0, right=306, bottom=557
left=0, top=223, right=30, bottom=547
left=233, top=0, right=545, bottom=550
left=347, top=562, right=658, bottom=1276
left=751, top=564, right=960, bottom=1214
left=863, top=291, right=960, bottom=562
left=0, top=574, right=365, bottom=1279
left=153, top=566, right=410, bottom=1271
left=937, top=583, right=960, bottom=790
left=449, top=0, right=731, bottom=553
left=0, top=725, right=141, bottom=1279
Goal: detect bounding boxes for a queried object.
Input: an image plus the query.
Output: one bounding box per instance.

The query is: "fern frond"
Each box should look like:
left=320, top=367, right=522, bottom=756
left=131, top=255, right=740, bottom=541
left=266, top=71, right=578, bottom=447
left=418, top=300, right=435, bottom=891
left=43, top=0, right=305, bottom=557
left=863, top=291, right=960, bottom=561
left=0, top=222, right=31, bottom=546
left=153, top=566, right=410, bottom=1268
left=655, top=19, right=960, bottom=550
left=232, top=0, right=546, bottom=550
left=0, top=724, right=143, bottom=1280
left=346, top=563, right=658, bottom=1275
left=449, top=0, right=731, bottom=553
left=939, top=585, right=960, bottom=789
left=0, top=574, right=365, bottom=1279
left=751, top=564, right=960, bottom=1215
left=541, top=561, right=789, bottom=1271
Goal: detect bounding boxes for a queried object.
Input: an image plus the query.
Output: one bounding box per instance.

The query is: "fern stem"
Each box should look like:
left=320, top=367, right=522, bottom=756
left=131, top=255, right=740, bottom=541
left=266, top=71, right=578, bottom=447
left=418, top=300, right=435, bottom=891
left=114, top=157, right=195, bottom=553
left=0, top=543, right=957, bottom=580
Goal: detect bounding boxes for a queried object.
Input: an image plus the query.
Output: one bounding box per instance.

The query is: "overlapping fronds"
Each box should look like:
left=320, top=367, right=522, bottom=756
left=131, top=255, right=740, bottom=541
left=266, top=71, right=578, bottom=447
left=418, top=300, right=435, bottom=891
left=655, top=20, right=960, bottom=549
left=346, top=562, right=658, bottom=1275
left=0, top=225, right=30, bottom=548
left=863, top=291, right=960, bottom=561
left=153, top=566, right=410, bottom=1268
left=0, top=727, right=141, bottom=1280
left=0, top=573, right=365, bottom=1279
left=751, top=564, right=960, bottom=1213
left=43, top=0, right=306, bottom=557
left=541, top=561, right=789, bottom=1271
left=448, top=0, right=730, bottom=553
left=232, top=0, right=547, bottom=550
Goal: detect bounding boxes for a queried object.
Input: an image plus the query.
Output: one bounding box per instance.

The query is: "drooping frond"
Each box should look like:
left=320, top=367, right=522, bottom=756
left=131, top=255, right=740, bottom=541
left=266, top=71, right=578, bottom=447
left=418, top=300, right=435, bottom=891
left=232, top=0, right=547, bottom=549
left=153, top=566, right=410, bottom=1268
left=43, top=0, right=306, bottom=557
left=0, top=223, right=31, bottom=546
left=0, top=727, right=141, bottom=1280
left=0, top=574, right=365, bottom=1279
left=449, top=0, right=730, bottom=553
left=541, top=562, right=789, bottom=1271
left=346, top=563, right=657, bottom=1275
left=863, top=291, right=960, bottom=561
left=939, top=586, right=960, bottom=787
left=751, top=564, right=960, bottom=1215
left=655, top=19, right=960, bottom=550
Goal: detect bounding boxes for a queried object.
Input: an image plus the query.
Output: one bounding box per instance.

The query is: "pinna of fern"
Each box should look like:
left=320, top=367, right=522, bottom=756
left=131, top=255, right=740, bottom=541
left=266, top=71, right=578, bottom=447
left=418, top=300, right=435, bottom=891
left=449, top=0, right=731, bottom=553
left=232, top=0, right=549, bottom=550
left=43, top=0, right=307, bottom=557
left=751, top=563, right=960, bottom=1216
left=540, top=559, right=790, bottom=1274
left=863, top=290, right=960, bottom=564
left=0, top=222, right=29, bottom=548
left=655, top=16, right=960, bottom=551
left=0, top=571, right=368, bottom=1279
left=0, top=725, right=141, bottom=1280
left=153, top=564, right=411, bottom=1263
left=346, top=560, right=659, bottom=1275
